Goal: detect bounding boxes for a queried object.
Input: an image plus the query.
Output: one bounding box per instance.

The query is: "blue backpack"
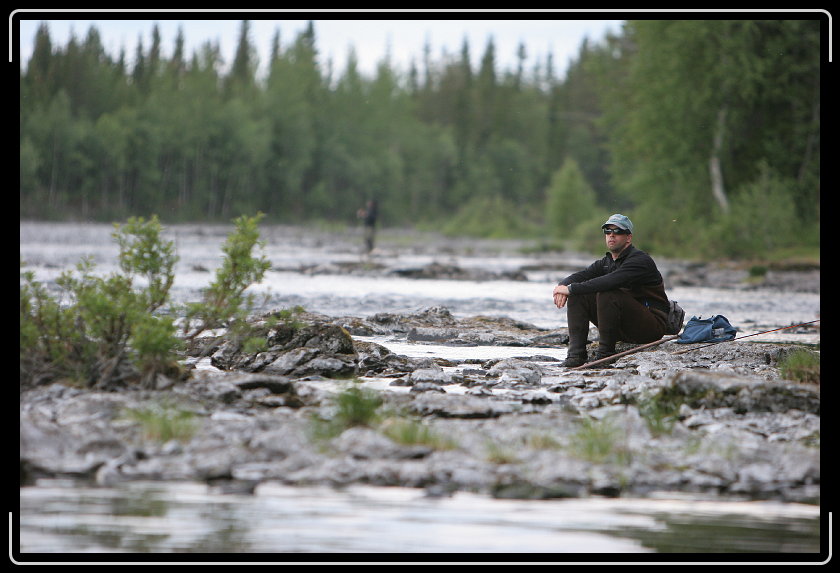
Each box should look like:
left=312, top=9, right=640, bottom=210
left=677, top=315, right=738, bottom=344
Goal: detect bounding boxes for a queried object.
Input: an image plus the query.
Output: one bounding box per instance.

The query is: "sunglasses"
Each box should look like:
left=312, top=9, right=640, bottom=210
left=603, top=227, right=630, bottom=235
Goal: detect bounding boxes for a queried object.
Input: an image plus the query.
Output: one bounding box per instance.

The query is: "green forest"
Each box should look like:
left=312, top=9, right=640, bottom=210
left=19, top=19, right=821, bottom=260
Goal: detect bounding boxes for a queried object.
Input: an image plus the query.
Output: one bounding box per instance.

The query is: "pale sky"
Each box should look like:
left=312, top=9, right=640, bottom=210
left=14, top=12, right=626, bottom=79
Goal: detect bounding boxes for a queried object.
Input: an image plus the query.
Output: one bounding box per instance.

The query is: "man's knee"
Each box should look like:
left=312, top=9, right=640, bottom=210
left=569, top=291, right=597, bottom=307
left=595, top=290, right=627, bottom=314
left=595, top=290, right=625, bottom=303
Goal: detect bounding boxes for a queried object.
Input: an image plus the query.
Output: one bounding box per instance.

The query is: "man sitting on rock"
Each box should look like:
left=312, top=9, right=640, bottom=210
left=552, top=214, right=672, bottom=367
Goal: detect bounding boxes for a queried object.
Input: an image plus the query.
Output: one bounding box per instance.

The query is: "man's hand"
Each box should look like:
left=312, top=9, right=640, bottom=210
left=553, top=284, right=570, bottom=308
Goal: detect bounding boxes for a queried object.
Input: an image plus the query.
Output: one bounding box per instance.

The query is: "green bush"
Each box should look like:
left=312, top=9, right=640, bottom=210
left=333, top=385, right=383, bottom=428
left=568, top=415, right=632, bottom=464
left=697, top=163, right=810, bottom=260
left=442, top=193, right=530, bottom=238
left=113, top=215, right=178, bottom=313
left=545, top=159, right=601, bottom=245
left=779, top=349, right=820, bottom=385
left=20, top=213, right=270, bottom=390
left=124, top=400, right=199, bottom=443
left=181, top=213, right=271, bottom=341
left=637, top=395, right=680, bottom=436
left=308, top=384, right=384, bottom=440
left=380, top=417, right=458, bottom=450
left=20, top=216, right=181, bottom=389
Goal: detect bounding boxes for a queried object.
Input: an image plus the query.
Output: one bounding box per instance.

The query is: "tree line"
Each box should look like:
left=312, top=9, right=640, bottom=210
left=19, top=19, right=821, bottom=259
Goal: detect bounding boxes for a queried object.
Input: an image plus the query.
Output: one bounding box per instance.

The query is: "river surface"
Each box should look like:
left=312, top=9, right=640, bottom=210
left=19, top=221, right=820, bottom=338
left=17, top=221, right=823, bottom=559
left=16, top=479, right=822, bottom=557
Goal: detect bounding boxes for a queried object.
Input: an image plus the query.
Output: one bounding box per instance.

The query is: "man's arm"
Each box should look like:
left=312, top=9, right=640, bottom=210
left=555, top=257, right=604, bottom=308
left=566, top=252, right=658, bottom=295
left=560, top=258, right=605, bottom=287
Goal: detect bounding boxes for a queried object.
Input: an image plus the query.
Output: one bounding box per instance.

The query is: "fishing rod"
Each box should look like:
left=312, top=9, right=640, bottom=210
left=569, top=335, right=681, bottom=370
left=670, top=319, right=820, bottom=355
left=568, top=319, right=819, bottom=369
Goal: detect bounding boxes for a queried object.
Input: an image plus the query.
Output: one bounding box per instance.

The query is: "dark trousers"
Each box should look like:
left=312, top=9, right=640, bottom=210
left=363, top=224, right=376, bottom=253
left=566, top=290, right=666, bottom=356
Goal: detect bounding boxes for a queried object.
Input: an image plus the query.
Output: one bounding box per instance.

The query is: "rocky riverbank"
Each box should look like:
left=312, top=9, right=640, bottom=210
left=20, top=305, right=820, bottom=504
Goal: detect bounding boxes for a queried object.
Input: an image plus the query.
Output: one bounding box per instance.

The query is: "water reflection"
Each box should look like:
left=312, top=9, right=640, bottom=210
left=18, top=479, right=821, bottom=556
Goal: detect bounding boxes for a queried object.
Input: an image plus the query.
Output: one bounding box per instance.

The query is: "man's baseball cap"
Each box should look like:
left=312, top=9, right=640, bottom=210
left=602, top=214, right=633, bottom=233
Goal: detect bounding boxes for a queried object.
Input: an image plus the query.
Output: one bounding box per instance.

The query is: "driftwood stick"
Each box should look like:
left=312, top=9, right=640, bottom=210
left=569, top=335, right=681, bottom=370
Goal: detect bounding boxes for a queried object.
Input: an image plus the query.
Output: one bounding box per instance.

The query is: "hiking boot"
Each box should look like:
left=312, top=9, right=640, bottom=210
left=586, top=349, right=617, bottom=368
left=561, top=353, right=588, bottom=368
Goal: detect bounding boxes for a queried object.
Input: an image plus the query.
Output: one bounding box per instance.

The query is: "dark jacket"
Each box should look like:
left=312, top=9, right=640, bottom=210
left=560, top=245, right=670, bottom=312
left=363, top=201, right=378, bottom=227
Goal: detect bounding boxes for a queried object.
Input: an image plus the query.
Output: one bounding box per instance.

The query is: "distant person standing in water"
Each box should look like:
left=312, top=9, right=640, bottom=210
left=357, top=199, right=378, bottom=254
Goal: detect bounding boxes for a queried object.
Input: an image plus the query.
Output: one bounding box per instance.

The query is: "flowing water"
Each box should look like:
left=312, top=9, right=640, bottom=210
left=17, top=479, right=822, bottom=556
left=18, top=221, right=823, bottom=559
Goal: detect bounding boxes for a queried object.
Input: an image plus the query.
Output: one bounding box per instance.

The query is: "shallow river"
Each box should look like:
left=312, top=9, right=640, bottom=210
left=18, top=222, right=823, bottom=559
left=17, top=479, right=822, bottom=557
